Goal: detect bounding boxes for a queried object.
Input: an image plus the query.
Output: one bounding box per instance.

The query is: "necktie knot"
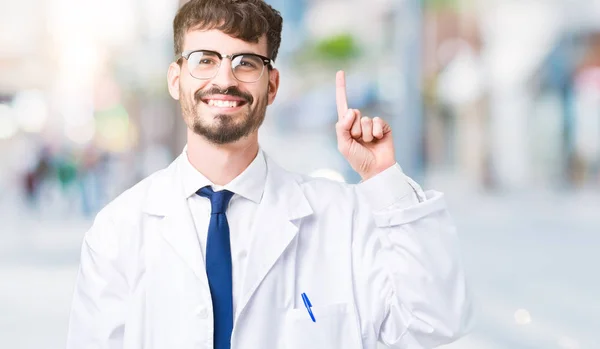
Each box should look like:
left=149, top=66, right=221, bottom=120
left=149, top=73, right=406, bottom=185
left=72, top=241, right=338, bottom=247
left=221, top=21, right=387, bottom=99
left=197, top=186, right=234, bottom=214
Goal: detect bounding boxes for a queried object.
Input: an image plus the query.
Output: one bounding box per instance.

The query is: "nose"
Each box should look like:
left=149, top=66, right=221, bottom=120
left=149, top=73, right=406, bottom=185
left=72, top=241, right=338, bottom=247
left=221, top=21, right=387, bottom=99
left=210, top=58, right=238, bottom=91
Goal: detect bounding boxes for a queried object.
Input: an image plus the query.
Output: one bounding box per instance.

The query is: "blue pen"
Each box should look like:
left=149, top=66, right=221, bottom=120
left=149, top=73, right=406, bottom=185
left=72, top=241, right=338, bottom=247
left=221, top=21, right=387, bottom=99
left=301, top=293, right=316, bottom=322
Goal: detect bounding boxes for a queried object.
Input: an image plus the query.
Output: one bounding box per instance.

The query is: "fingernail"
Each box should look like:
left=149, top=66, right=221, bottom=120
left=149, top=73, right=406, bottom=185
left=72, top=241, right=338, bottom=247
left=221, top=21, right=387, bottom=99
left=346, top=109, right=353, bottom=119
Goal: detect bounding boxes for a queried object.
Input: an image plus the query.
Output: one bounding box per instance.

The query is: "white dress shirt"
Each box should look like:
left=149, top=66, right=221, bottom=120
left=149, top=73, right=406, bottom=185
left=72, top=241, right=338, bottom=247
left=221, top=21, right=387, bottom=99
left=180, top=148, right=267, bottom=319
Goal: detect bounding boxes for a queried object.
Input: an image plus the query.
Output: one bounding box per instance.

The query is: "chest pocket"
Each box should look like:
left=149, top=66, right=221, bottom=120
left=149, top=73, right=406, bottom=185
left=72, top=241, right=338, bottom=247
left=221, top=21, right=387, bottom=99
left=282, top=303, right=363, bottom=349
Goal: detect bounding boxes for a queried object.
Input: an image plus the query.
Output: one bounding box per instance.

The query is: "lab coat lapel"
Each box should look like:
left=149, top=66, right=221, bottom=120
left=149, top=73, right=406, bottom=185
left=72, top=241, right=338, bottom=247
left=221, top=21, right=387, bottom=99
left=237, top=154, right=313, bottom=319
left=143, top=156, right=208, bottom=285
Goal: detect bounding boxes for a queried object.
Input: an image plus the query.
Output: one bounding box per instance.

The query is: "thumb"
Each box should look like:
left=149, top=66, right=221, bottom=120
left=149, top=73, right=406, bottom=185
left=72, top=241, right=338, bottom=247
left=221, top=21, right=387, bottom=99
left=336, top=109, right=355, bottom=152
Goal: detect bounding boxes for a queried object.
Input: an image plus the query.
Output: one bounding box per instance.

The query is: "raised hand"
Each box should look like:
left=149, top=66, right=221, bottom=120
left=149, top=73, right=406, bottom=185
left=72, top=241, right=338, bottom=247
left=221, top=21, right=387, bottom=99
left=335, top=70, right=396, bottom=181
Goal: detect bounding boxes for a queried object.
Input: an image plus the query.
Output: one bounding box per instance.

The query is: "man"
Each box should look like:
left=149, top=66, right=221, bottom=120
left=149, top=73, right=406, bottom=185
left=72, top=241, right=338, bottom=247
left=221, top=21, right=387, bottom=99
left=66, top=0, right=474, bottom=348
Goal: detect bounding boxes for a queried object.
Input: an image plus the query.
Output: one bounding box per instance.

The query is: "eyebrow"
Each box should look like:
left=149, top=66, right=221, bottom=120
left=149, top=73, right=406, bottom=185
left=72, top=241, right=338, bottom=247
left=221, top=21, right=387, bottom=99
left=188, top=48, right=266, bottom=57
left=187, top=49, right=268, bottom=57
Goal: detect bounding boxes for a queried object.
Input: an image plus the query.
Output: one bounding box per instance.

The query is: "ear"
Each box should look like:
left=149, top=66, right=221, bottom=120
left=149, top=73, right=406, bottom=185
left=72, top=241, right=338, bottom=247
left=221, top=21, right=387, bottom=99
left=167, top=62, right=181, bottom=100
left=267, top=68, right=280, bottom=105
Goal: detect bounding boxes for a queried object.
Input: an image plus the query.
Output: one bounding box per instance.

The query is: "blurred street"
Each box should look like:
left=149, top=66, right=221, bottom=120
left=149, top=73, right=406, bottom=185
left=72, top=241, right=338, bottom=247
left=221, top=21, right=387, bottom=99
left=1, top=182, right=598, bottom=349
left=2, top=0, right=600, bottom=347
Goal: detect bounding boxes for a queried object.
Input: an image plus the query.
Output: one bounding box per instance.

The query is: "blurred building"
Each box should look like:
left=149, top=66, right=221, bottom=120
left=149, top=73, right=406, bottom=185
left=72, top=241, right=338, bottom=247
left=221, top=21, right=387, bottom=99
left=1, top=0, right=599, bottom=216
left=1, top=2, right=600, bottom=349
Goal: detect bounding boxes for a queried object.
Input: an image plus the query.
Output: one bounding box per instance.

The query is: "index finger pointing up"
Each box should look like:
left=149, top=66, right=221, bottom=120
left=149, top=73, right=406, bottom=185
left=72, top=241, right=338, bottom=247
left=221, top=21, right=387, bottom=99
left=336, top=70, right=349, bottom=120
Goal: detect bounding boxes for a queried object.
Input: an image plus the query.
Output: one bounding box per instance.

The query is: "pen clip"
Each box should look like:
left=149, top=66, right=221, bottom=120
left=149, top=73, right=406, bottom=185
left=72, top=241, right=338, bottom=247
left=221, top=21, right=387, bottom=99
left=301, top=293, right=316, bottom=322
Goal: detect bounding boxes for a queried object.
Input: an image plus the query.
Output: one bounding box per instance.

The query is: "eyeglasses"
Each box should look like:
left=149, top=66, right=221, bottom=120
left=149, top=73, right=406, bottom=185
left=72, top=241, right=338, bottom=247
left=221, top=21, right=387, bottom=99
left=176, top=49, right=273, bottom=83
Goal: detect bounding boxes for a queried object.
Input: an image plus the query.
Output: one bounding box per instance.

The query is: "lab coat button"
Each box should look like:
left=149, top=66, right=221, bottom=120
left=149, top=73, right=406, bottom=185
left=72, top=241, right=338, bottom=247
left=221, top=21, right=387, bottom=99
left=196, top=307, right=209, bottom=319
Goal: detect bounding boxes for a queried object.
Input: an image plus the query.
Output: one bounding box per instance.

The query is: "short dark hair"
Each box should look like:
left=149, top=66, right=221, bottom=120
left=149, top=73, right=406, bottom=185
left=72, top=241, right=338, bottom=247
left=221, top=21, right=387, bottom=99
left=173, top=0, right=283, bottom=61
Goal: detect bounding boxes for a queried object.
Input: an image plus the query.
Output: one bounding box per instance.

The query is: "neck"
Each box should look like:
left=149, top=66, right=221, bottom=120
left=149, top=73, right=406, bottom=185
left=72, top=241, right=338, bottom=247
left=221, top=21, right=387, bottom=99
left=186, top=129, right=259, bottom=186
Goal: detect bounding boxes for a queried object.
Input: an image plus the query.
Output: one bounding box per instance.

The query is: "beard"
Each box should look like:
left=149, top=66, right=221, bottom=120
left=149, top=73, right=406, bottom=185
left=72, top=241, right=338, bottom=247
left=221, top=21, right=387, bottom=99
left=182, top=86, right=268, bottom=145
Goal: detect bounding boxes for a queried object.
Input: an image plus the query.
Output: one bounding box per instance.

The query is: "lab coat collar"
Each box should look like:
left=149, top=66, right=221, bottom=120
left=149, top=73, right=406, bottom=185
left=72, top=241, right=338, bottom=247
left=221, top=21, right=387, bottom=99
left=142, top=149, right=313, bottom=298
left=142, top=153, right=208, bottom=283
left=235, top=151, right=313, bottom=320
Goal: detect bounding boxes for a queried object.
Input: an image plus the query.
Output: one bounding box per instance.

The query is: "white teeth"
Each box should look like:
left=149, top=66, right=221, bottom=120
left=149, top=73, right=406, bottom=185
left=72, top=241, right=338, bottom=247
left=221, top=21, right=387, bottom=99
left=207, top=100, right=238, bottom=108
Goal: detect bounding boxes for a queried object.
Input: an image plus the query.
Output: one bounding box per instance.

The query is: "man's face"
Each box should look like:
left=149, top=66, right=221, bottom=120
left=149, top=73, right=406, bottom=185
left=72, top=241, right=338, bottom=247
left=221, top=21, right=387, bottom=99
left=168, top=29, right=279, bottom=145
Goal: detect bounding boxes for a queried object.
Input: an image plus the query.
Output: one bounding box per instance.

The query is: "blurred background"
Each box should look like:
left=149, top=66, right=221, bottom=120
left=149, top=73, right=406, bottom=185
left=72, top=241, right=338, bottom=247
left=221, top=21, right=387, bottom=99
left=1, top=0, right=599, bottom=348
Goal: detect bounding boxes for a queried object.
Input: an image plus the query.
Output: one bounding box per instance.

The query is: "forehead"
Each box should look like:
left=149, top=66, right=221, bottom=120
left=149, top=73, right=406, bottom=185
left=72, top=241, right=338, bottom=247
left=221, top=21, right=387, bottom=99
left=183, top=29, right=268, bottom=56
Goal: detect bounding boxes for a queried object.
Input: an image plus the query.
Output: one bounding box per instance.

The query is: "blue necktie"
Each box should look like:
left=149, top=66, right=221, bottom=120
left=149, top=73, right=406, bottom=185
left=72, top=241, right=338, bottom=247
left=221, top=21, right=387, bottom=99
left=197, top=186, right=235, bottom=349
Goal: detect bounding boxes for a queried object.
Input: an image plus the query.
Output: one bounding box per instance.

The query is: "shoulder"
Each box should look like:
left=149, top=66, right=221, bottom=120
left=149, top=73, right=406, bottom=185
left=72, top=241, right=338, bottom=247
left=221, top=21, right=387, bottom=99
left=277, top=167, right=358, bottom=214
left=264, top=152, right=357, bottom=205
left=84, top=161, right=176, bottom=251
left=297, top=172, right=353, bottom=196
left=101, top=165, right=170, bottom=221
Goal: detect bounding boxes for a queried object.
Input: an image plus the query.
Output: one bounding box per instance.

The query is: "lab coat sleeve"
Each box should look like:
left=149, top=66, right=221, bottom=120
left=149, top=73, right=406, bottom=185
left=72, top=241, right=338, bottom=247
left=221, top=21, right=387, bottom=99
left=66, top=208, right=129, bottom=349
left=353, top=163, right=474, bottom=348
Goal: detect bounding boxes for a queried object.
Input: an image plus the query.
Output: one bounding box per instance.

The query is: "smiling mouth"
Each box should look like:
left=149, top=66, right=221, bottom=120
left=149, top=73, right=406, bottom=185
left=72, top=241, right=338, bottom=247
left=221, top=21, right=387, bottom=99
left=201, top=99, right=248, bottom=108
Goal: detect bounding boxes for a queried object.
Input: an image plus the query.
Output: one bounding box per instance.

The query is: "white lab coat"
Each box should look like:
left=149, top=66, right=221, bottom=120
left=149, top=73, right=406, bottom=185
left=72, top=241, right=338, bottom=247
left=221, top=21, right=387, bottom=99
left=66, top=150, right=473, bottom=349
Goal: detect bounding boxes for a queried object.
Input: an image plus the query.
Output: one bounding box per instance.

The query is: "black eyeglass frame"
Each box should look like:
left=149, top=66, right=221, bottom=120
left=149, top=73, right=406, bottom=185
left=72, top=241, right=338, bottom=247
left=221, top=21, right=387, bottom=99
left=175, top=49, right=274, bottom=82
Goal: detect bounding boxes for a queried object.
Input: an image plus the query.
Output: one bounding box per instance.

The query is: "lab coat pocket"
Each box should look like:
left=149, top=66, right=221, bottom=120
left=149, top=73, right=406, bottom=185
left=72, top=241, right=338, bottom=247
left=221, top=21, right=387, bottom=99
left=282, top=303, right=362, bottom=349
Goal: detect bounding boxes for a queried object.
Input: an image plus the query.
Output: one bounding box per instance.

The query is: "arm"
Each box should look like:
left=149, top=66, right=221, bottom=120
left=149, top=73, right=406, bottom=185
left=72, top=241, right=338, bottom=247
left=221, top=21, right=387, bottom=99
left=333, top=70, right=473, bottom=347
left=352, top=164, right=474, bottom=348
left=66, top=210, right=129, bottom=349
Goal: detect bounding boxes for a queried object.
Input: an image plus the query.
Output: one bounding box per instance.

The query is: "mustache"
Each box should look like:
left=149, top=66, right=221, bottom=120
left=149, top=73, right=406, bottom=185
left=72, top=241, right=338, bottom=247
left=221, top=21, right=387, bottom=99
left=194, top=87, right=253, bottom=105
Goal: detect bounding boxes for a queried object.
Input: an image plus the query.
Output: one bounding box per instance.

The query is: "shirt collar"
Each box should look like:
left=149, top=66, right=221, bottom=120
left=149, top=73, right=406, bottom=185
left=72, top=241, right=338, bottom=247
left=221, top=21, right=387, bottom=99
left=180, top=145, right=267, bottom=204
